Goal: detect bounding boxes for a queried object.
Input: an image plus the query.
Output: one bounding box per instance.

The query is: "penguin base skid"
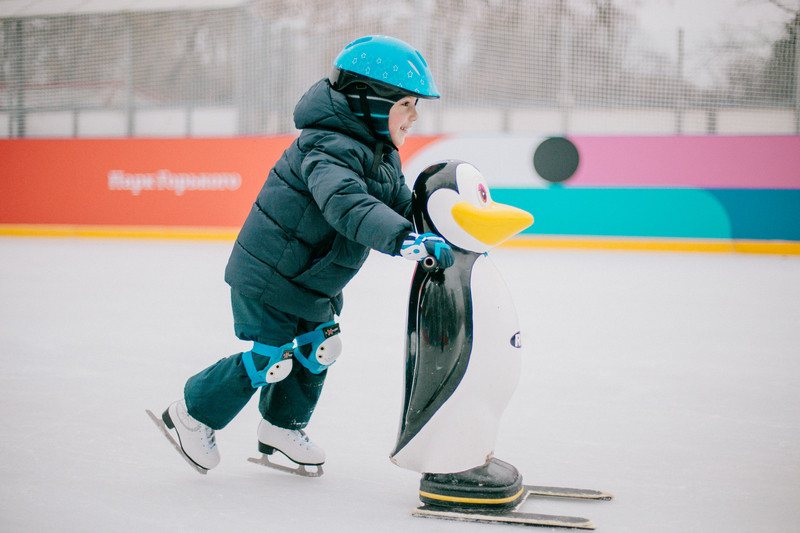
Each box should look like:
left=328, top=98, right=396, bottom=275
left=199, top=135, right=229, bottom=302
left=412, top=459, right=611, bottom=529
left=412, top=484, right=613, bottom=530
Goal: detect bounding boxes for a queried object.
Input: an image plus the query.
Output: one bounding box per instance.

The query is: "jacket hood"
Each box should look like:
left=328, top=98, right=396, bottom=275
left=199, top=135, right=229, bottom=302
left=294, top=79, right=378, bottom=148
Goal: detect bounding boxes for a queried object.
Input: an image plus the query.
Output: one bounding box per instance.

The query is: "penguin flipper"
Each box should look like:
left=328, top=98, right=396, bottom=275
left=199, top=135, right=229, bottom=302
left=393, top=265, right=473, bottom=457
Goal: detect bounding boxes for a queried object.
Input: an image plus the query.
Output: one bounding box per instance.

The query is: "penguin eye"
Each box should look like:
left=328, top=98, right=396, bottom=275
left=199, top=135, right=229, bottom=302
left=477, top=184, right=489, bottom=205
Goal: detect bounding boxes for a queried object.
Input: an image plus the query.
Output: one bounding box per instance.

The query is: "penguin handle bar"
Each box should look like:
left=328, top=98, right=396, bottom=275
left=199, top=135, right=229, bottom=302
left=421, top=256, right=438, bottom=272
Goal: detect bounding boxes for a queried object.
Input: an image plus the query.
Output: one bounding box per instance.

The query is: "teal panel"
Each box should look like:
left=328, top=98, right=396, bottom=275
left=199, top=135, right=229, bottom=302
left=491, top=187, right=732, bottom=239
left=706, top=190, right=800, bottom=241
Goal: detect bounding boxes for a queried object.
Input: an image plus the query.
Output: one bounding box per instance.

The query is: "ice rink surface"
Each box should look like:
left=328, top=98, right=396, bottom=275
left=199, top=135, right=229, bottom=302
left=1, top=237, right=798, bottom=532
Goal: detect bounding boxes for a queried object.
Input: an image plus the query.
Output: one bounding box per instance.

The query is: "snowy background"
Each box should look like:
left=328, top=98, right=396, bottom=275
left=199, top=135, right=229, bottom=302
left=1, top=237, right=799, bottom=532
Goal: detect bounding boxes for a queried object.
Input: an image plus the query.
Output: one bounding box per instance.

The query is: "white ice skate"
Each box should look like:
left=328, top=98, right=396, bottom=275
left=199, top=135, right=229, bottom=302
left=147, top=400, right=220, bottom=473
left=247, top=419, right=325, bottom=477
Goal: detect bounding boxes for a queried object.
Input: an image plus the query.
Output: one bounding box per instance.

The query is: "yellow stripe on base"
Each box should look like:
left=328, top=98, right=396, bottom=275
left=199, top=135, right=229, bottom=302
left=419, top=487, right=526, bottom=506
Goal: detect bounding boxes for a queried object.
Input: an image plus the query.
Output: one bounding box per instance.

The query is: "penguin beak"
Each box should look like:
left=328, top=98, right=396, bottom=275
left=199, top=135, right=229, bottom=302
left=451, top=201, right=534, bottom=246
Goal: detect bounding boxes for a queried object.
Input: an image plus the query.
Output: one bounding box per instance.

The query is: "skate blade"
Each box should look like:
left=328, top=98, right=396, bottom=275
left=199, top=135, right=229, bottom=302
left=145, top=409, right=208, bottom=476
left=525, top=484, right=614, bottom=501
left=413, top=505, right=596, bottom=529
left=247, top=453, right=324, bottom=478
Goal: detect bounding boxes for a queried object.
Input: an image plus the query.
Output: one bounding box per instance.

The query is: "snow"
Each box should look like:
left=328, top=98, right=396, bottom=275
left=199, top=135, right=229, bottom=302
left=1, top=237, right=799, bottom=532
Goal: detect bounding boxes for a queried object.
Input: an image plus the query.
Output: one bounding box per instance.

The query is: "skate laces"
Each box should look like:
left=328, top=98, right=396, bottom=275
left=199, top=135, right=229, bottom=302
left=290, top=429, right=312, bottom=449
left=203, top=426, right=217, bottom=451
left=177, top=401, right=216, bottom=451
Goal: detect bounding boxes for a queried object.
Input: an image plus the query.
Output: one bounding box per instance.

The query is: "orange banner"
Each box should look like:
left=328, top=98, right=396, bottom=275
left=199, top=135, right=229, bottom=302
left=0, top=136, right=440, bottom=228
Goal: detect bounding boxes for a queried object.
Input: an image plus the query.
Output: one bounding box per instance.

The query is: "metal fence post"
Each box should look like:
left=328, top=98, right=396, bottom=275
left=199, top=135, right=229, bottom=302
left=12, top=18, right=26, bottom=137
left=794, top=15, right=799, bottom=134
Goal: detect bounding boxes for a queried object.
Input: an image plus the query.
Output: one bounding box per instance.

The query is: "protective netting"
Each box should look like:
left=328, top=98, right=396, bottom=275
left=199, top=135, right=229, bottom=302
left=1, top=0, right=798, bottom=137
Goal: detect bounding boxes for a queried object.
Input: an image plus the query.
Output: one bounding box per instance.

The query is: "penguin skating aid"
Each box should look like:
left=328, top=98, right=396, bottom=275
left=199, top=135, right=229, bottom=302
left=391, top=161, right=612, bottom=528
left=391, top=161, right=533, bottom=474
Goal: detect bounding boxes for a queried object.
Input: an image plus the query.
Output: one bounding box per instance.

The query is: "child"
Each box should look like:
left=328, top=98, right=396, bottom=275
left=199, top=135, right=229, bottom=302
left=159, top=35, right=454, bottom=473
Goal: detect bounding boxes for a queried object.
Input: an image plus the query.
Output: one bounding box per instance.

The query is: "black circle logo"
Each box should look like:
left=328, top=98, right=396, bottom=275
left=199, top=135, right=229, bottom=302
left=533, top=137, right=580, bottom=183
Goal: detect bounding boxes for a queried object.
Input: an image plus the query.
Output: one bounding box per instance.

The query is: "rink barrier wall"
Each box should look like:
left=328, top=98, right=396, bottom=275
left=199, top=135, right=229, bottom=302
left=3, top=223, right=798, bottom=256
left=1, top=135, right=798, bottom=255
left=2, top=223, right=799, bottom=255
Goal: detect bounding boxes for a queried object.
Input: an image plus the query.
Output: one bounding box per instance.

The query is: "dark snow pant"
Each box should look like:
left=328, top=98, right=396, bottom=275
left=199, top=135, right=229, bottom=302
left=183, top=289, right=329, bottom=431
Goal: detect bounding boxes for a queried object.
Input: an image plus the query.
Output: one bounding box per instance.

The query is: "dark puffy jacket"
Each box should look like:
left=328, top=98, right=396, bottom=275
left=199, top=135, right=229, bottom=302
left=224, top=79, right=414, bottom=321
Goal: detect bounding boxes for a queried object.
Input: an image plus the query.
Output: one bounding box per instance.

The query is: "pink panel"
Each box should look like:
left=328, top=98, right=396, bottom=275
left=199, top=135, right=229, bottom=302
left=569, top=136, right=800, bottom=189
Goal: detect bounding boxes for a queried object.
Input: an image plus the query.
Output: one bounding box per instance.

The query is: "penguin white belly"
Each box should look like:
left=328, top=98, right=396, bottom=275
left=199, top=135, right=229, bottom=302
left=392, top=254, right=522, bottom=473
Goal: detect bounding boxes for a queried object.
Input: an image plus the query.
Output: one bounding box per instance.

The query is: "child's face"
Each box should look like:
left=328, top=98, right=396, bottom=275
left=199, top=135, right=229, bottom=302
left=388, top=96, right=419, bottom=147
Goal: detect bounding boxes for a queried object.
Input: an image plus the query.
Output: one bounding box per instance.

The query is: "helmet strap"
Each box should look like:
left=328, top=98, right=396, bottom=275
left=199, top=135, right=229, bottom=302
left=357, top=86, right=376, bottom=136
left=357, top=85, right=391, bottom=172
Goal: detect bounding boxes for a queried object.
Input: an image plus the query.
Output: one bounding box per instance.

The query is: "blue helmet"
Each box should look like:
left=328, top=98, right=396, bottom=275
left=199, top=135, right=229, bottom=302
left=330, top=35, right=440, bottom=99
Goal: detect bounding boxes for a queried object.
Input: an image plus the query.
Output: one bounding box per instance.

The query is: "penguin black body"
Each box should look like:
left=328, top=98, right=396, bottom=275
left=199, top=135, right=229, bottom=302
left=394, top=244, right=477, bottom=455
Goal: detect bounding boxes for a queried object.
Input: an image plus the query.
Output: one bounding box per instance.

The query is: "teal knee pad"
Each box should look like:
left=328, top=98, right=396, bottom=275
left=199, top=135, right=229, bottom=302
left=241, top=342, right=294, bottom=388
left=293, top=322, right=342, bottom=374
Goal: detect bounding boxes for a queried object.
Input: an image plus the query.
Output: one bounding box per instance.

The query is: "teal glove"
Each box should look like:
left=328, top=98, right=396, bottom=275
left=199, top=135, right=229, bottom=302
left=399, top=232, right=455, bottom=269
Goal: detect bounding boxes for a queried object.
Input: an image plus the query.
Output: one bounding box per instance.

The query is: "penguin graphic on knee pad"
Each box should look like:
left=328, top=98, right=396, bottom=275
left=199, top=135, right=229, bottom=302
left=390, top=160, right=534, bottom=511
